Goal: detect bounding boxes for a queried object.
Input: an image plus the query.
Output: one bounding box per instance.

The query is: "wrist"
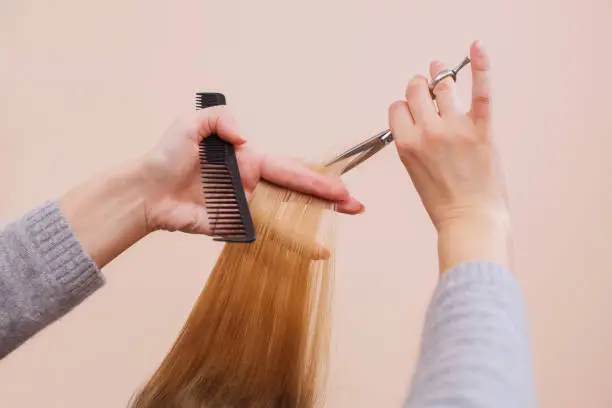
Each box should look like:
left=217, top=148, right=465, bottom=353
left=60, top=159, right=151, bottom=268
left=438, top=208, right=511, bottom=236
left=131, top=157, right=159, bottom=234
left=436, top=210, right=512, bottom=274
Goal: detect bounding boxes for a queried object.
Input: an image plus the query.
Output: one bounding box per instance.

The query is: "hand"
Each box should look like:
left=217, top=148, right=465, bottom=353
left=388, top=41, right=511, bottom=272
left=141, top=107, right=364, bottom=235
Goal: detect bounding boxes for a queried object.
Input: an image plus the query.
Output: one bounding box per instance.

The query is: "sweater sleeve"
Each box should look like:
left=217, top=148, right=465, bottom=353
left=0, top=201, right=104, bottom=359
left=403, top=261, right=536, bottom=408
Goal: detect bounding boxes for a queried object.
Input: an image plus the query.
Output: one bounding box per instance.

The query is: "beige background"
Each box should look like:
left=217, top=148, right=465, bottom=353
left=1, top=0, right=612, bottom=407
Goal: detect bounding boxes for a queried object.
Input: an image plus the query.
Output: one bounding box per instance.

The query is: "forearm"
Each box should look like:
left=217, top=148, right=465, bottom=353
left=437, top=213, right=512, bottom=274
left=404, top=261, right=535, bottom=408
left=404, top=219, right=535, bottom=407
left=0, top=159, right=151, bottom=358
left=60, top=159, right=150, bottom=268
left=0, top=202, right=103, bottom=358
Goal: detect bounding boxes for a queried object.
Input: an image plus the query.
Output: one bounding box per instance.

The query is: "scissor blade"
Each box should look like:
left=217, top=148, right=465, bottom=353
left=325, top=129, right=394, bottom=174
left=338, top=144, right=384, bottom=174
left=326, top=129, right=393, bottom=166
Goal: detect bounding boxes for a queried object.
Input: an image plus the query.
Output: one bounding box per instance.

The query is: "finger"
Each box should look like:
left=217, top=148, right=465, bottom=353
left=405, top=75, right=439, bottom=124
left=469, top=40, right=492, bottom=123
left=260, top=156, right=350, bottom=202
left=429, top=61, right=462, bottom=116
left=389, top=100, right=420, bottom=150
left=195, top=105, right=246, bottom=145
left=336, top=198, right=365, bottom=215
left=261, top=156, right=365, bottom=214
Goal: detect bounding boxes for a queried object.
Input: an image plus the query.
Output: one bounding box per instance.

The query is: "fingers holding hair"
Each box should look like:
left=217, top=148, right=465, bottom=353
left=259, top=156, right=364, bottom=215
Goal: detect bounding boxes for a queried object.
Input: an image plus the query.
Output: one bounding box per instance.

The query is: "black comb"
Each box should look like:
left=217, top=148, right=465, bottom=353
left=196, top=92, right=256, bottom=242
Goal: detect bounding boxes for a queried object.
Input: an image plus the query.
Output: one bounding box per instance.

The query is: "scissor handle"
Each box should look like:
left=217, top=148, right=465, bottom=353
left=326, top=56, right=470, bottom=174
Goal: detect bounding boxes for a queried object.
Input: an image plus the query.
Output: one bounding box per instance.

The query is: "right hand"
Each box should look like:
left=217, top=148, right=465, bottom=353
left=389, top=41, right=511, bottom=272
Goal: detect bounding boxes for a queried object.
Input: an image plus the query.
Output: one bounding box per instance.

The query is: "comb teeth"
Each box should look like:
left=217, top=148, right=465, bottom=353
left=196, top=92, right=256, bottom=243
left=195, top=93, right=226, bottom=110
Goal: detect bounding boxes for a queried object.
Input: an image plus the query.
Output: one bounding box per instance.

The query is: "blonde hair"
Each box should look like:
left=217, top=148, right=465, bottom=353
left=130, top=165, right=341, bottom=408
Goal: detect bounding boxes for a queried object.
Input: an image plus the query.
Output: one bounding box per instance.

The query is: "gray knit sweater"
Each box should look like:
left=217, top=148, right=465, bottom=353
left=0, top=201, right=535, bottom=407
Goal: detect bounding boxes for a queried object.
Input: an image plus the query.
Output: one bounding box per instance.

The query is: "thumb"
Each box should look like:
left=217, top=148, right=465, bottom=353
left=196, top=105, right=246, bottom=146
left=189, top=204, right=212, bottom=235
left=171, top=202, right=211, bottom=235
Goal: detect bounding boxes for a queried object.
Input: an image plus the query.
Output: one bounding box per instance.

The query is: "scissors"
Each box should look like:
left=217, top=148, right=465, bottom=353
left=326, top=56, right=472, bottom=175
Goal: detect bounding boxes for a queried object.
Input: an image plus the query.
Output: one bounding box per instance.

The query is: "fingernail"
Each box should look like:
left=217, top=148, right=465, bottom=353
left=474, top=40, right=485, bottom=54
left=234, top=132, right=247, bottom=144
left=349, top=199, right=365, bottom=214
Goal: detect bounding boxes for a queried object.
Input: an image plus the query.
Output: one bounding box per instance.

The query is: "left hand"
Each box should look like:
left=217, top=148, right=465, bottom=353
left=141, top=107, right=364, bottom=234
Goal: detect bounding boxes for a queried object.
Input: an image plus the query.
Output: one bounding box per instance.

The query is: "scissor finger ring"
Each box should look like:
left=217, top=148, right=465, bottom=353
left=429, top=56, right=471, bottom=99
left=430, top=70, right=457, bottom=98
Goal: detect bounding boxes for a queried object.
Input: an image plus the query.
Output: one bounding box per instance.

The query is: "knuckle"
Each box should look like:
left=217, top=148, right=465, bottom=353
left=430, top=60, right=444, bottom=75
left=414, top=74, right=429, bottom=83
left=473, top=94, right=491, bottom=106
left=433, top=78, right=452, bottom=94
left=395, top=137, right=420, bottom=154
left=405, top=84, right=419, bottom=100
left=472, top=62, right=490, bottom=73
left=388, top=100, right=406, bottom=116
left=458, top=130, right=478, bottom=143
left=422, top=122, right=444, bottom=139
left=309, top=177, right=327, bottom=194
left=449, top=120, right=479, bottom=143
left=394, top=137, right=410, bottom=152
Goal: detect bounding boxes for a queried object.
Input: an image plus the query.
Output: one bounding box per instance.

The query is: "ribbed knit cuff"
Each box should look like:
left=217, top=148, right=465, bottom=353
left=426, top=261, right=527, bottom=333
left=22, top=200, right=104, bottom=303
left=406, top=261, right=535, bottom=408
left=438, top=261, right=519, bottom=292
